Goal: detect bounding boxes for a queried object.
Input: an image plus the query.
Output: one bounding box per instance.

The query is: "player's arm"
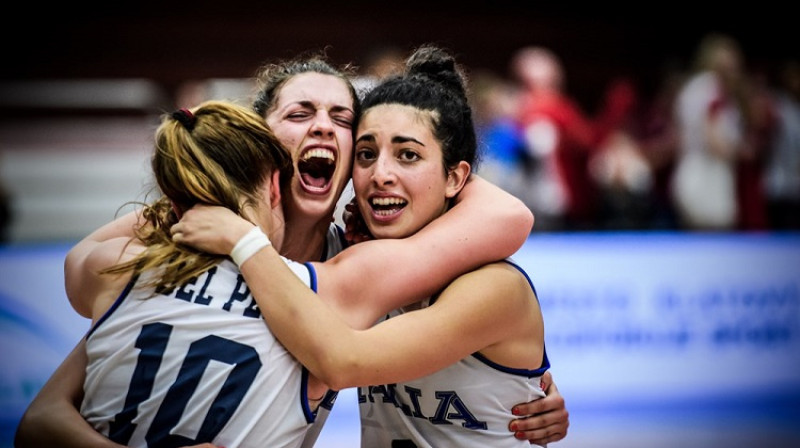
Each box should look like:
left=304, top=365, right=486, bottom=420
left=14, top=339, right=125, bottom=448
left=324, top=173, right=533, bottom=320
left=175, top=174, right=534, bottom=326
left=65, top=210, right=142, bottom=317
left=240, top=254, right=535, bottom=389
left=509, top=370, right=570, bottom=444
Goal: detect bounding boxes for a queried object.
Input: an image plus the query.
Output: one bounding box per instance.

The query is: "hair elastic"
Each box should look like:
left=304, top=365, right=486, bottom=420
left=169, top=199, right=183, bottom=219
left=172, top=107, right=196, bottom=130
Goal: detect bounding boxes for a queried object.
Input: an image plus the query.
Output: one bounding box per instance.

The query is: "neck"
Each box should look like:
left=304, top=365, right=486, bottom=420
left=281, top=216, right=331, bottom=262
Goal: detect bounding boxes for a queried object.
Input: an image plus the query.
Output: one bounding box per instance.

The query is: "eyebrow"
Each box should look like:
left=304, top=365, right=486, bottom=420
left=355, top=134, right=425, bottom=146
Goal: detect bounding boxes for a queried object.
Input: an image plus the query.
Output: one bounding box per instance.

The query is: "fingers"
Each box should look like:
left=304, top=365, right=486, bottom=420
left=512, top=376, right=564, bottom=417
left=509, top=421, right=567, bottom=444
left=527, top=432, right=567, bottom=445
left=509, top=407, right=570, bottom=444
left=509, top=419, right=569, bottom=444
left=540, top=370, right=553, bottom=392
left=170, top=223, right=183, bottom=242
left=509, top=384, right=570, bottom=445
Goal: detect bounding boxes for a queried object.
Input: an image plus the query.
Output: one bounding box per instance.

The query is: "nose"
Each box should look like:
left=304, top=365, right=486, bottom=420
left=371, top=154, right=396, bottom=186
left=310, top=111, right=335, bottom=138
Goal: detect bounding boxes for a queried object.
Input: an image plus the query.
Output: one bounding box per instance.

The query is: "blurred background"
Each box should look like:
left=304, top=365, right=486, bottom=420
left=1, top=3, right=798, bottom=447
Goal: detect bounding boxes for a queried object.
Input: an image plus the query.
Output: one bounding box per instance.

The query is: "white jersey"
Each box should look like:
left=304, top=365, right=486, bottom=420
left=322, top=222, right=349, bottom=262
left=82, top=257, right=319, bottom=448
left=358, top=260, right=550, bottom=448
left=298, top=222, right=349, bottom=448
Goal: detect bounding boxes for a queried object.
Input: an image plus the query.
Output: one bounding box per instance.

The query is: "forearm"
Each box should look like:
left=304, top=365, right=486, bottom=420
left=429, top=174, right=533, bottom=258
left=239, top=245, right=360, bottom=390
left=172, top=205, right=364, bottom=384
left=321, top=175, right=534, bottom=322
left=16, top=400, right=120, bottom=448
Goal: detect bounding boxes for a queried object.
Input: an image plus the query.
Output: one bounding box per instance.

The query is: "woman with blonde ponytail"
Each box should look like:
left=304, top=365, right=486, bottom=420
left=56, top=101, right=316, bottom=448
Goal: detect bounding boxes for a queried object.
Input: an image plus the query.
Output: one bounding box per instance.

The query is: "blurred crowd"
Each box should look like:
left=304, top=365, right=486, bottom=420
left=469, top=34, right=800, bottom=233
left=2, top=34, right=797, bottom=241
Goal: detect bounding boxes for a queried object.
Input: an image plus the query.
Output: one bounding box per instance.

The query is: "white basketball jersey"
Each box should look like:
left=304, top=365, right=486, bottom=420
left=358, top=260, right=550, bottom=448
left=82, top=257, right=319, bottom=448
left=322, top=223, right=349, bottom=262
left=298, top=223, right=348, bottom=448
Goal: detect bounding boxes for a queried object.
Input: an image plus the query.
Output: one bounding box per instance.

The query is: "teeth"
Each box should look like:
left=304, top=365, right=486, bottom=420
left=371, top=197, right=406, bottom=206
left=301, top=148, right=334, bottom=161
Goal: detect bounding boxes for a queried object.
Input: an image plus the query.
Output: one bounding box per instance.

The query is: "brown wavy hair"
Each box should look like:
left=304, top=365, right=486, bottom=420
left=102, top=100, right=293, bottom=293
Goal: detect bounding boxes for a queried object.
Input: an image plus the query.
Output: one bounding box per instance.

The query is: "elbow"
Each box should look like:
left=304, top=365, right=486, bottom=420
left=320, top=374, right=352, bottom=392
left=65, top=285, right=92, bottom=318
left=67, top=295, right=92, bottom=319
left=503, top=200, right=534, bottom=255
left=522, top=204, right=535, bottom=234
left=64, top=254, right=92, bottom=319
left=513, top=198, right=535, bottom=238
left=311, top=353, right=364, bottom=391
left=14, top=414, right=32, bottom=448
left=15, top=403, right=45, bottom=448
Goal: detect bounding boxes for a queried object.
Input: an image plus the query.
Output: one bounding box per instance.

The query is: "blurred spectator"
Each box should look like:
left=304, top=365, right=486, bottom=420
left=735, top=65, right=777, bottom=231
left=353, top=45, right=405, bottom=97
left=174, top=79, right=212, bottom=108
left=763, top=59, right=800, bottom=229
left=469, top=69, right=530, bottom=210
left=588, top=77, right=655, bottom=230
left=511, top=46, right=599, bottom=231
left=670, top=33, right=759, bottom=231
left=636, top=61, right=685, bottom=229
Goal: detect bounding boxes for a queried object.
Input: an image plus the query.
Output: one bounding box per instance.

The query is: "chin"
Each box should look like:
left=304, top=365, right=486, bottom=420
left=368, top=224, right=413, bottom=241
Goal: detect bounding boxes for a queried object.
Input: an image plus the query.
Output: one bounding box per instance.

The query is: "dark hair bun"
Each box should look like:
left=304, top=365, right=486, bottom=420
left=406, top=45, right=466, bottom=96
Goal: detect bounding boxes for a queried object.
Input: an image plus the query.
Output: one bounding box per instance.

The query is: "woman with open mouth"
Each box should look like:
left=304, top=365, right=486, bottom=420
left=15, top=51, right=569, bottom=448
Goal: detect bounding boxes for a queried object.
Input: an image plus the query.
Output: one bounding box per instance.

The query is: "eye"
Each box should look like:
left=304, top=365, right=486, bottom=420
left=398, top=149, right=421, bottom=163
left=355, top=146, right=377, bottom=162
left=332, top=113, right=354, bottom=129
left=287, top=111, right=312, bottom=120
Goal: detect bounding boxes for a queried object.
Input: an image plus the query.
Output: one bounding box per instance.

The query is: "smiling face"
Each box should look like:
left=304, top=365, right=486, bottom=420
left=353, top=104, right=468, bottom=240
left=265, top=72, right=355, bottom=226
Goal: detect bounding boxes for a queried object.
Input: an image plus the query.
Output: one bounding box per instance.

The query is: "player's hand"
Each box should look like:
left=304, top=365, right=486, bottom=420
left=509, top=370, right=569, bottom=444
left=343, top=199, right=373, bottom=244
left=172, top=204, right=254, bottom=255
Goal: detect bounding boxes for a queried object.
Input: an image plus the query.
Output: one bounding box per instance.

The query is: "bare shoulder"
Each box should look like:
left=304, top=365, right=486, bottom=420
left=471, top=261, right=531, bottom=288
left=445, top=261, right=534, bottom=304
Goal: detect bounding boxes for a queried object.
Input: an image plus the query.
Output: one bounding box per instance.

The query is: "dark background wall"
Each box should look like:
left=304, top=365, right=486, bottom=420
left=4, top=2, right=795, bottom=112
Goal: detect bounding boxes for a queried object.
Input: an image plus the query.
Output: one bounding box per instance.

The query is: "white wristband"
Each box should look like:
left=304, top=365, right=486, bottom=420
left=230, top=226, right=271, bottom=267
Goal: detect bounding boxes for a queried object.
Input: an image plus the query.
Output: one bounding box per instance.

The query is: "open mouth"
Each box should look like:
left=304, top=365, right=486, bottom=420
left=298, top=148, right=336, bottom=191
left=370, top=196, right=407, bottom=216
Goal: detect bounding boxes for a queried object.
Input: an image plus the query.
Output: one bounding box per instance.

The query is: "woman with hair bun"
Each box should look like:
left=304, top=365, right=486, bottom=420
left=176, top=45, right=552, bottom=447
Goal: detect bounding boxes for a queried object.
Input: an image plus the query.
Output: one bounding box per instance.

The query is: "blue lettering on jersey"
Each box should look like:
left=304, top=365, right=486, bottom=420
left=157, top=268, right=259, bottom=318
left=317, top=390, right=339, bottom=411
left=225, top=274, right=260, bottom=318
left=431, top=390, right=487, bottom=429
left=109, top=322, right=262, bottom=446
left=357, top=385, right=487, bottom=430
left=175, top=266, right=216, bottom=305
